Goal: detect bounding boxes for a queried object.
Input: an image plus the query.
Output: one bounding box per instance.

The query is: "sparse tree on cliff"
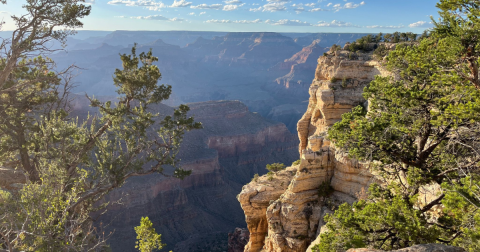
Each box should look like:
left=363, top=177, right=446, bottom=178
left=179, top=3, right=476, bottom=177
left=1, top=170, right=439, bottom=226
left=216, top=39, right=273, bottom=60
left=266, top=163, right=286, bottom=173
left=0, top=1, right=201, bottom=251
left=313, top=1, right=480, bottom=251
left=135, top=217, right=166, bottom=252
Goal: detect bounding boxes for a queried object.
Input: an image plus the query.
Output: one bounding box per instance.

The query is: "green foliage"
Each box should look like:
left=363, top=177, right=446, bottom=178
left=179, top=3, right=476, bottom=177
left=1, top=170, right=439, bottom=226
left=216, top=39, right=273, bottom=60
left=252, top=173, right=259, bottom=182
left=373, top=44, right=389, bottom=59
left=292, top=159, right=301, bottom=166
left=312, top=185, right=441, bottom=252
left=135, top=217, right=165, bottom=252
left=317, top=1, right=480, bottom=250
left=267, top=172, right=274, bottom=181
left=317, top=180, right=334, bottom=198
left=0, top=2, right=201, bottom=249
left=266, top=163, right=286, bottom=173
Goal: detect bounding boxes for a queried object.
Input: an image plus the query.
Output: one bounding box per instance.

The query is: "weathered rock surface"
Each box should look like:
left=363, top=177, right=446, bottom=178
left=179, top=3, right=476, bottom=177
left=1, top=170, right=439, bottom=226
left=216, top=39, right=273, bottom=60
left=239, top=46, right=387, bottom=252
left=297, top=48, right=390, bottom=153
left=346, top=244, right=466, bottom=252
left=239, top=44, right=461, bottom=252
left=228, top=228, right=250, bottom=252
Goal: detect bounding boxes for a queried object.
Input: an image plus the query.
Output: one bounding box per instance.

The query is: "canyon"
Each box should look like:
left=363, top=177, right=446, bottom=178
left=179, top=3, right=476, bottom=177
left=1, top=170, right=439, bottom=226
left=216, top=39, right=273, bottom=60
left=50, top=31, right=367, bottom=133
left=93, top=100, right=299, bottom=251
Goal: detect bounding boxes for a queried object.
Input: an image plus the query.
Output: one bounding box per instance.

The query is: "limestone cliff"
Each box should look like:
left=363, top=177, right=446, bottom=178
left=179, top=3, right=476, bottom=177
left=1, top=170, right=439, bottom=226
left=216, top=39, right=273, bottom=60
left=239, top=45, right=390, bottom=252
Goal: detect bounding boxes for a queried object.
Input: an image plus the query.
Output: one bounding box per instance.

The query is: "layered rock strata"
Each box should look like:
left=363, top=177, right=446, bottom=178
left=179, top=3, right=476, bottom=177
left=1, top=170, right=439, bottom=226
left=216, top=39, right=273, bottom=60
left=239, top=46, right=389, bottom=252
left=99, top=100, right=299, bottom=252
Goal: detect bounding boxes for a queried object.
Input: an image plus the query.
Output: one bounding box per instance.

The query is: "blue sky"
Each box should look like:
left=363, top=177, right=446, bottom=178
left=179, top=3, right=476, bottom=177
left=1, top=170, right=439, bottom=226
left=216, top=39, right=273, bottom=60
left=1, top=0, right=440, bottom=33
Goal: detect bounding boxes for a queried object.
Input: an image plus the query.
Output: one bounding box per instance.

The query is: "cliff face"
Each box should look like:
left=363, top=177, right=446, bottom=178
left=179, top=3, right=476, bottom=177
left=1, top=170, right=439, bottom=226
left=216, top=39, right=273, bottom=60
left=99, top=100, right=299, bottom=252
left=239, top=47, right=390, bottom=252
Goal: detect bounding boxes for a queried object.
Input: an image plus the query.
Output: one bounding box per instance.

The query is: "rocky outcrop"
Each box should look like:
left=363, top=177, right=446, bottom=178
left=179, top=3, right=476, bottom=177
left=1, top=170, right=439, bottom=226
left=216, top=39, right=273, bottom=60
left=228, top=228, right=250, bottom=252
left=297, top=47, right=390, bottom=153
left=239, top=46, right=389, bottom=252
left=346, top=244, right=466, bottom=252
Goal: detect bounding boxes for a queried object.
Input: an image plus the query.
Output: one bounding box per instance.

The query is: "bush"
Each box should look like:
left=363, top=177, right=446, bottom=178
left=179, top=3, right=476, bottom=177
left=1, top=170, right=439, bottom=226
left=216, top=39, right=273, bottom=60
left=266, top=163, right=286, bottom=173
left=292, top=159, right=301, bottom=166
left=318, top=180, right=334, bottom=198
left=252, top=173, right=259, bottom=182
left=373, top=44, right=389, bottom=59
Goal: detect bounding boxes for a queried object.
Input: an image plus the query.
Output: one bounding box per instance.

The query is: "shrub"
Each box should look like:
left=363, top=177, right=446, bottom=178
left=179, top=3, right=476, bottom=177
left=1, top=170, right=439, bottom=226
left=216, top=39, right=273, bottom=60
left=292, top=159, right=301, bottom=166
left=252, top=173, right=259, bottom=182
left=266, top=163, right=286, bottom=173
left=318, top=180, right=334, bottom=198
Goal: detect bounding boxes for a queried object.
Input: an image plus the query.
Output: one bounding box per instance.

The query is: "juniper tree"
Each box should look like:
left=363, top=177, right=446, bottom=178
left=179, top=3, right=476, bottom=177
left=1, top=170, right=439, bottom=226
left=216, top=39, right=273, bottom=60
left=0, top=1, right=201, bottom=251
left=313, top=1, right=480, bottom=251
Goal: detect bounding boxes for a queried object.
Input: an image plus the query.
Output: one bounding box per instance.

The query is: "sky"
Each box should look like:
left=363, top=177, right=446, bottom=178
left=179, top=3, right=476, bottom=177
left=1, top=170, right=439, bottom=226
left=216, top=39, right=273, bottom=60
left=0, top=0, right=440, bottom=33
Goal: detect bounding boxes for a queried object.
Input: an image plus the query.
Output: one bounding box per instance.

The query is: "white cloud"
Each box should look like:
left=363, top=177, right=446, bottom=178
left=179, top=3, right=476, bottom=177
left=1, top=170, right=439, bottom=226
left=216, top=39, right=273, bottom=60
left=292, top=4, right=305, bottom=13
left=233, top=19, right=262, bottom=23
left=262, top=2, right=287, bottom=12
left=169, top=17, right=185, bottom=21
left=206, top=19, right=232, bottom=23
left=266, top=19, right=311, bottom=26
left=315, top=20, right=359, bottom=27
left=171, top=0, right=191, bottom=7
left=206, top=19, right=262, bottom=24
left=199, top=11, right=207, bottom=15
left=191, top=3, right=223, bottom=9
left=409, top=21, right=430, bottom=28
left=223, top=3, right=244, bottom=11
left=305, top=3, right=315, bottom=7
left=343, top=1, right=364, bottom=8
left=131, top=15, right=169, bottom=20
left=85, top=0, right=95, bottom=4
left=332, top=1, right=365, bottom=11
left=309, top=8, right=326, bottom=12
left=122, top=15, right=183, bottom=21
left=266, top=0, right=290, bottom=2
left=366, top=24, right=405, bottom=29
left=107, top=0, right=166, bottom=10
left=224, top=0, right=242, bottom=3
left=249, top=6, right=262, bottom=11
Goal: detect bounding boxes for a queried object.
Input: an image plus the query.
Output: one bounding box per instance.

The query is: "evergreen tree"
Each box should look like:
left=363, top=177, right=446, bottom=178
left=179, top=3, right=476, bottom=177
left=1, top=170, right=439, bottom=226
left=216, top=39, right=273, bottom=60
left=313, top=1, right=480, bottom=251
left=0, top=1, right=201, bottom=251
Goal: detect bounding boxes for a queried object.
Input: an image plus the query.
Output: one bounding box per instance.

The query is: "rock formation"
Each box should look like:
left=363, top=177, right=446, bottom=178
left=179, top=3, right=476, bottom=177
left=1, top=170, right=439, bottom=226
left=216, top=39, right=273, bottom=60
left=228, top=228, right=250, bottom=252
left=239, top=45, right=390, bottom=252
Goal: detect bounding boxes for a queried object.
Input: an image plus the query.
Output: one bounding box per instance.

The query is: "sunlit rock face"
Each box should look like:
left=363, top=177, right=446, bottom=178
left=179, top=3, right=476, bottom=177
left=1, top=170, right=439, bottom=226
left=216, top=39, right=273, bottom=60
left=239, top=46, right=390, bottom=252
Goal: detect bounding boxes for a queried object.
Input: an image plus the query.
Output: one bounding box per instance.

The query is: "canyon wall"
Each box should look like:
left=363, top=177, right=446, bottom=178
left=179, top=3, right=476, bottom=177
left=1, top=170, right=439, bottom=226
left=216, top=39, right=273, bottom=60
left=98, top=100, right=299, bottom=252
left=239, top=46, right=390, bottom=252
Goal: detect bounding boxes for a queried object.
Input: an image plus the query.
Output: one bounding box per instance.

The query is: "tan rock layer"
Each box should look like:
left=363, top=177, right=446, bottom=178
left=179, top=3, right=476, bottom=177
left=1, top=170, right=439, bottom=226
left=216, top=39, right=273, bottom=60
left=240, top=47, right=389, bottom=252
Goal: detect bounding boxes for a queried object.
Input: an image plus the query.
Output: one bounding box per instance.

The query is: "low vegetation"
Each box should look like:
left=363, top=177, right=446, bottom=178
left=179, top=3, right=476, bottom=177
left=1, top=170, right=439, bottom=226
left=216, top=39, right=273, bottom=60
left=266, top=163, right=286, bottom=173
